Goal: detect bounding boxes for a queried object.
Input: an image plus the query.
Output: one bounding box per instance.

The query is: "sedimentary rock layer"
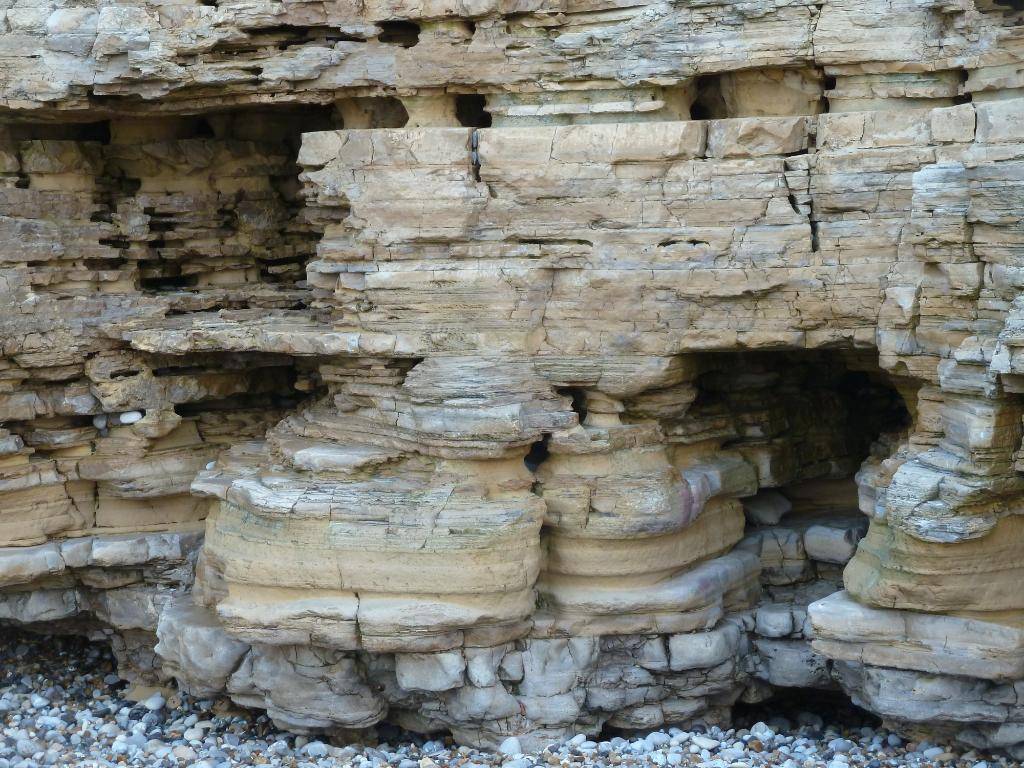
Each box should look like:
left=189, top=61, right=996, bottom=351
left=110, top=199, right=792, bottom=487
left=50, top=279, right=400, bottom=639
left=0, top=0, right=1023, bottom=752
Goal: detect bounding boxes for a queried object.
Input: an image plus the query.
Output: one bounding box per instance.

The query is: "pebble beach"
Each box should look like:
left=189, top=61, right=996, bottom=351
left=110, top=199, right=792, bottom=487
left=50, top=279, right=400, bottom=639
left=0, top=630, right=1010, bottom=768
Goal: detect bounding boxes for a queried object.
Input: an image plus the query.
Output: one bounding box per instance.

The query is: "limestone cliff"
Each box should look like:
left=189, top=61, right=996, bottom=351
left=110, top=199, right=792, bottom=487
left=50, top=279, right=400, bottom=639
left=1, top=0, right=1023, bottom=753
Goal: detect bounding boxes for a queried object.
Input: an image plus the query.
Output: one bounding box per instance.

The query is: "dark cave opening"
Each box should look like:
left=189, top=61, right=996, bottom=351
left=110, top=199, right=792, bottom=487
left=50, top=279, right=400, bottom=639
left=685, top=350, right=912, bottom=494
left=689, top=75, right=726, bottom=120
left=524, top=434, right=551, bottom=473
left=675, top=349, right=913, bottom=716
left=376, top=20, right=421, bottom=47
left=456, top=94, right=492, bottom=127
left=732, top=688, right=883, bottom=732
left=557, top=386, right=590, bottom=424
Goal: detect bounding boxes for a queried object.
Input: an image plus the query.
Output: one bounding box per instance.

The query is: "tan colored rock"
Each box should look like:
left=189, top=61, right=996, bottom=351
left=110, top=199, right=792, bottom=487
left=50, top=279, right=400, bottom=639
left=0, top=0, right=1023, bottom=750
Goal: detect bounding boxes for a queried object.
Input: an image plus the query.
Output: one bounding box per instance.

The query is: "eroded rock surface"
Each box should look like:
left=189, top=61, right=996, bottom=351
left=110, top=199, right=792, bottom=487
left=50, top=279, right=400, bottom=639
left=1, top=0, right=1023, bottom=752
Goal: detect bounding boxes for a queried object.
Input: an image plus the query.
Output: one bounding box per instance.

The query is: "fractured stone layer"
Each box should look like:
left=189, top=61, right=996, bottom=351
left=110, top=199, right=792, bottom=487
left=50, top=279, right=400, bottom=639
left=0, top=0, right=1023, bottom=752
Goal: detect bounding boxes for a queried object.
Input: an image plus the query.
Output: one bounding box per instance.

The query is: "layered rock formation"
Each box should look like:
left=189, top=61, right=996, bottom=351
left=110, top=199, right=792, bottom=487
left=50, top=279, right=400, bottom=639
left=1, top=0, right=1023, bottom=752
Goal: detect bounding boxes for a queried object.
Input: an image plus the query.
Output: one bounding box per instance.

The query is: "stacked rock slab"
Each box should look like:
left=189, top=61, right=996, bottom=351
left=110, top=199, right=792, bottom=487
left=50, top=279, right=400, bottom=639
left=0, top=0, right=1023, bottom=752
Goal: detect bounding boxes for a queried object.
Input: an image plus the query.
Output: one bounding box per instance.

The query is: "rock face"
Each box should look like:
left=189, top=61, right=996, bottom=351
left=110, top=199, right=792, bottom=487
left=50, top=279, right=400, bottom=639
left=0, top=0, right=1023, bottom=752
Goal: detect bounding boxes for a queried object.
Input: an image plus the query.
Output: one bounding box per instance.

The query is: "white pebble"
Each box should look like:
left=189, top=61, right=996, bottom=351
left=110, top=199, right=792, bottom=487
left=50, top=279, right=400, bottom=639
left=304, top=740, right=329, bottom=757
left=692, top=736, right=721, bottom=750
left=829, top=738, right=855, bottom=754
left=498, top=737, right=522, bottom=756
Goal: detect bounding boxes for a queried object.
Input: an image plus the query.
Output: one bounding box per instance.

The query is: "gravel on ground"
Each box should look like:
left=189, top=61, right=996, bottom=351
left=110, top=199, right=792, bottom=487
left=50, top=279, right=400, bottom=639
left=0, top=629, right=1012, bottom=768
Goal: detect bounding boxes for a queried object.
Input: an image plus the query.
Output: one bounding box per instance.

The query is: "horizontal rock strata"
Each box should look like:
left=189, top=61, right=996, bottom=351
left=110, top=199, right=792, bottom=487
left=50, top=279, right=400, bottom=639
left=0, top=0, right=1023, bottom=752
